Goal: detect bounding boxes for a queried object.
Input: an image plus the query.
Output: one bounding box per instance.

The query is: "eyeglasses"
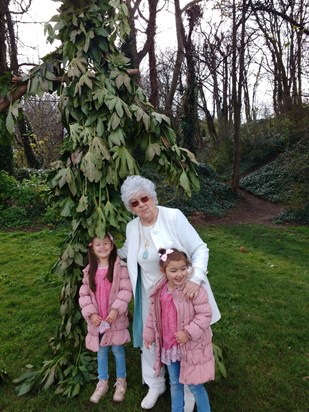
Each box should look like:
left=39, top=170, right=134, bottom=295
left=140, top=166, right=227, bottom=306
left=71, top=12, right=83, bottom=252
left=130, top=196, right=150, bottom=208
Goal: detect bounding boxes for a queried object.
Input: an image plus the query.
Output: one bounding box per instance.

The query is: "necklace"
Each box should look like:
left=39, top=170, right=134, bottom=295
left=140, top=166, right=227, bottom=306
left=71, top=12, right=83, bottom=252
left=139, top=209, right=159, bottom=260
left=143, top=239, right=150, bottom=259
left=140, top=222, right=152, bottom=260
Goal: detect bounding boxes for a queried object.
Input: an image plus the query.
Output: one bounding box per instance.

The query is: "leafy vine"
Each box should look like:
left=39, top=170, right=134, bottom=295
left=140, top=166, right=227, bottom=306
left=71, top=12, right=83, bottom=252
left=8, top=0, right=200, bottom=397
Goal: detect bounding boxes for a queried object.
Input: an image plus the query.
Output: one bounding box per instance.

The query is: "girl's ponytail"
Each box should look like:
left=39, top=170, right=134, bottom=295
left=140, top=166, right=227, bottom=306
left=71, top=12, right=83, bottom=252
left=88, top=244, right=98, bottom=292
left=106, top=242, right=117, bottom=282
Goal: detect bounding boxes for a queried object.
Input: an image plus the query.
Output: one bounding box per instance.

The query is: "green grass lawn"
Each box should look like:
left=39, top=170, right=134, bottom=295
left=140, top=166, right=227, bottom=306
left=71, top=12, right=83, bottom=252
left=0, top=225, right=308, bottom=412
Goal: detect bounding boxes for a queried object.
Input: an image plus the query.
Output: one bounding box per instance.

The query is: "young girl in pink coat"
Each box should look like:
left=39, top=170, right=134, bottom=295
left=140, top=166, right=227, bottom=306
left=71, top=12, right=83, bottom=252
left=143, top=248, right=215, bottom=412
left=79, top=234, right=132, bottom=404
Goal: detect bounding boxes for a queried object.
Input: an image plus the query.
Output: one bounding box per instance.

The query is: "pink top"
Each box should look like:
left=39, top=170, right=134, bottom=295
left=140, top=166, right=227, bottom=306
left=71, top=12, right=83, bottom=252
left=95, top=267, right=112, bottom=320
left=160, top=283, right=181, bottom=365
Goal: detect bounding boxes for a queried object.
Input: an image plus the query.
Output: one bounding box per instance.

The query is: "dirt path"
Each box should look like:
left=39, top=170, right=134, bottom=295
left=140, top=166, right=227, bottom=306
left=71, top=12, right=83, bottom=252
left=190, top=189, right=285, bottom=225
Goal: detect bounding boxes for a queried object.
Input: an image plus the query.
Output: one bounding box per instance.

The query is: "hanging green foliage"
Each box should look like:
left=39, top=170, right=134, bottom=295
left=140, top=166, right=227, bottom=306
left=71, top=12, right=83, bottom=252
left=11, top=0, right=200, bottom=397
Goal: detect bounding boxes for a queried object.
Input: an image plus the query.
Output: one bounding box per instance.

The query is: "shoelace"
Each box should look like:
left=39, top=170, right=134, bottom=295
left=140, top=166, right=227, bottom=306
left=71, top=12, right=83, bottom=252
left=114, top=381, right=125, bottom=390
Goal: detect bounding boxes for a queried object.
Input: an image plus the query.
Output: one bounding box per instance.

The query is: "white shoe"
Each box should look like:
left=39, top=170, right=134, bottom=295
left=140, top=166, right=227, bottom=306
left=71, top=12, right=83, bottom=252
left=141, top=387, right=166, bottom=409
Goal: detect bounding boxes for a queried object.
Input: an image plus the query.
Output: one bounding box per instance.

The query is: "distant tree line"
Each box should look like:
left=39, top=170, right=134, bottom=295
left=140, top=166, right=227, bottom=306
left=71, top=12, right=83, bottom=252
left=124, top=0, right=309, bottom=189
left=0, top=0, right=308, bottom=189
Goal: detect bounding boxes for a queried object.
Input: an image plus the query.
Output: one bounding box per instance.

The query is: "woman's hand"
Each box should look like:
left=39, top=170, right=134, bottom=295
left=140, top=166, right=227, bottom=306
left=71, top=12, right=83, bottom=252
left=105, top=309, right=118, bottom=324
left=90, top=313, right=101, bottom=327
left=182, top=280, right=200, bottom=300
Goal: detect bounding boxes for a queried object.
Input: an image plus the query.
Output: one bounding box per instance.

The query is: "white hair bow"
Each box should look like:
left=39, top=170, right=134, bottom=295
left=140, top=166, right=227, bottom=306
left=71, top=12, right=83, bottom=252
left=159, top=248, right=174, bottom=262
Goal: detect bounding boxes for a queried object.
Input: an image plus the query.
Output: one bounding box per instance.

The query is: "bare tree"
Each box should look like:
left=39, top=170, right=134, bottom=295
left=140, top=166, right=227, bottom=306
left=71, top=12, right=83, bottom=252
left=248, top=0, right=309, bottom=35
left=231, top=0, right=248, bottom=191
left=0, top=0, right=42, bottom=170
left=0, top=0, right=14, bottom=173
left=178, top=3, right=203, bottom=152
left=198, top=21, right=233, bottom=144
left=250, top=0, right=307, bottom=115
left=20, top=94, right=63, bottom=167
left=126, top=0, right=160, bottom=108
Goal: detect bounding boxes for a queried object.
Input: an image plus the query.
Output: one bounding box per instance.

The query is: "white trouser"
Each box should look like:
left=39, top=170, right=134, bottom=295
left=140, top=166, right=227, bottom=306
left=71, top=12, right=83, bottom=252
left=141, top=296, right=166, bottom=389
left=140, top=347, right=195, bottom=411
left=141, top=345, right=165, bottom=389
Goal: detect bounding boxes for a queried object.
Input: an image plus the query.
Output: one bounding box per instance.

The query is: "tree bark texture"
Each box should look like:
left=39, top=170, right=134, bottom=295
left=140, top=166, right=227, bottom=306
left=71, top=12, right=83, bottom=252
left=231, top=0, right=247, bottom=192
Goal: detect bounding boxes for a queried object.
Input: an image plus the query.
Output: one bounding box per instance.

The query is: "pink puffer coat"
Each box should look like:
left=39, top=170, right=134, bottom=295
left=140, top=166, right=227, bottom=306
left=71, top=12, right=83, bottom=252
left=143, top=278, right=215, bottom=385
left=79, top=257, right=132, bottom=352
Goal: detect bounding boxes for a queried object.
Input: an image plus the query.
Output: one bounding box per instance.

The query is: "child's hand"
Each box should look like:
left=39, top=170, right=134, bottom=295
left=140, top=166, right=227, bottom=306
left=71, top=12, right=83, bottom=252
left=105, top=309, right=118, bottom=324
left=90, top=313, right=101, bottom=327
left=144, top=340, right=152, bottom=349
left=175, top=330, right=189, bottom=345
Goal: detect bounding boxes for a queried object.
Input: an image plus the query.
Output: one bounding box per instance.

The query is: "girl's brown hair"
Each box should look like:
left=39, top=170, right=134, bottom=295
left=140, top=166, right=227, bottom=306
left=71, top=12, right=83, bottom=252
left=88, top=235, right=117, bottom=292
left=158, top=248, right=191, bottom=271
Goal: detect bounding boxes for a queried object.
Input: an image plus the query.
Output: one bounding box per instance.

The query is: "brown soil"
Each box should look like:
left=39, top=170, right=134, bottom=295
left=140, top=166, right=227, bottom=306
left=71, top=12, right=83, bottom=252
left=190, top=189, right=285, bottom=225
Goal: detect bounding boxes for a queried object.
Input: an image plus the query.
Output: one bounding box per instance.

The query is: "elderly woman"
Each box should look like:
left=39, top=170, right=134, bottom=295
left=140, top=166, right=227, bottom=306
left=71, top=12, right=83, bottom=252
left=118, top=175, right=220, bottom=410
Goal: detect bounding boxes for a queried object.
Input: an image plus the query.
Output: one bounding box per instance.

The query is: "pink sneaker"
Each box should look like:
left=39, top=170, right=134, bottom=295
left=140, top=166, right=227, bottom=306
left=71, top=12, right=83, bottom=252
left=113, top=377, right=127, bottom=402
left=89, top=379, right=108, bottom=403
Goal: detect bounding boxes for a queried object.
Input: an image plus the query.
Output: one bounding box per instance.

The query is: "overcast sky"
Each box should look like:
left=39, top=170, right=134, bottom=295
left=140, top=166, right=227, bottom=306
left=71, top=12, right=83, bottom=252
left=16, top=0, right=59, bottom=65
left=14, top=1, right=273, bottom=114
left=16, top=0, right=181, bottom=67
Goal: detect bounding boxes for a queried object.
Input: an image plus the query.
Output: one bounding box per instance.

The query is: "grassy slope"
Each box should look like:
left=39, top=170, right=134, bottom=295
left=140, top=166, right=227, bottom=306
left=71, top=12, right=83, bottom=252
left=0, top=225, right=308, bottom=412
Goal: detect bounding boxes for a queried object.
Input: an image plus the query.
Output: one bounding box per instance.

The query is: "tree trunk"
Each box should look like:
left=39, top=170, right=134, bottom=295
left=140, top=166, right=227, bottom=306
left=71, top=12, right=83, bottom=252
left=126, top=0, right=159, bottom=107
left=219, top=50, right=230, bottom=142
left=17, top=113, right=42, bottom=169
left=181, top=4, right=203, bottom=153
left=147, top=0, right=159, bottom=108
left=252, top=1, right=296, bottom=114
left=166, top=0, right=186, bottom=117
left=5, top=4, right=18, bottom=73
left=3, top=0, right=42, bottom=169
left=199, top=85, right=218, bottom=144
left=243, top=70, right=251, bottom=123
left=231, top=0, right=247, bottom=192
left=0, top=0, right=13, bottom=173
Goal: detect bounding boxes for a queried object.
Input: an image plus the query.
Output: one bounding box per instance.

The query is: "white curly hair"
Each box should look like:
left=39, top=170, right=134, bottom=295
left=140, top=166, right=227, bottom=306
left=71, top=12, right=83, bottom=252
left=120, top=175, right=158, bottom=211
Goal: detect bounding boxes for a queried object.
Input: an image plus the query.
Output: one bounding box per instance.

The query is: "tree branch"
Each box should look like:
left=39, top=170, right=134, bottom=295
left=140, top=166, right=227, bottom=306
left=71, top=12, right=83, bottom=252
left=0, top=84, right=27, bottom=112
left=249, top=0, right=309, bottom=35
left=181, top=0, right=202, bottom=15
left=0, top=69, right=139, bottom=112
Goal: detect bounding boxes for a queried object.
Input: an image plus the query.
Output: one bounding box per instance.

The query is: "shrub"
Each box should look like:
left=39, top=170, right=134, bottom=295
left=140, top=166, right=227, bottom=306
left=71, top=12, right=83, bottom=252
left=0, top=171, right=18, bottom=204
left=275, top=207, right=309, bottom=224
left=14, top=168, right=50, bottom=182
left=0, top=206, right=29, bottom=228
left=209, top=141, right=234, bottom=179
left=168, top=177, right=237, bottom=217
left=0, top=113, right=14, bottom=174
left=0, top=170, right=62, bottom=229
left=143, top=164, right=238, bottom=217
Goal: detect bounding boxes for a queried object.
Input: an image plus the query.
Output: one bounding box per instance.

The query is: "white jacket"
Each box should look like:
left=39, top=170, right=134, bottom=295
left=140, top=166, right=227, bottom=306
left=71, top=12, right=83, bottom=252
left=118, top=206, right=221, bottom=324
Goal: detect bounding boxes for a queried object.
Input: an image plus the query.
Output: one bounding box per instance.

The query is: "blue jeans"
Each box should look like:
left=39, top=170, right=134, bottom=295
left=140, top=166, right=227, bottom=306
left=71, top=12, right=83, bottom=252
left=167, top=361, right=211, bottom=412
left=97, top=344, right=126, bottom=380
